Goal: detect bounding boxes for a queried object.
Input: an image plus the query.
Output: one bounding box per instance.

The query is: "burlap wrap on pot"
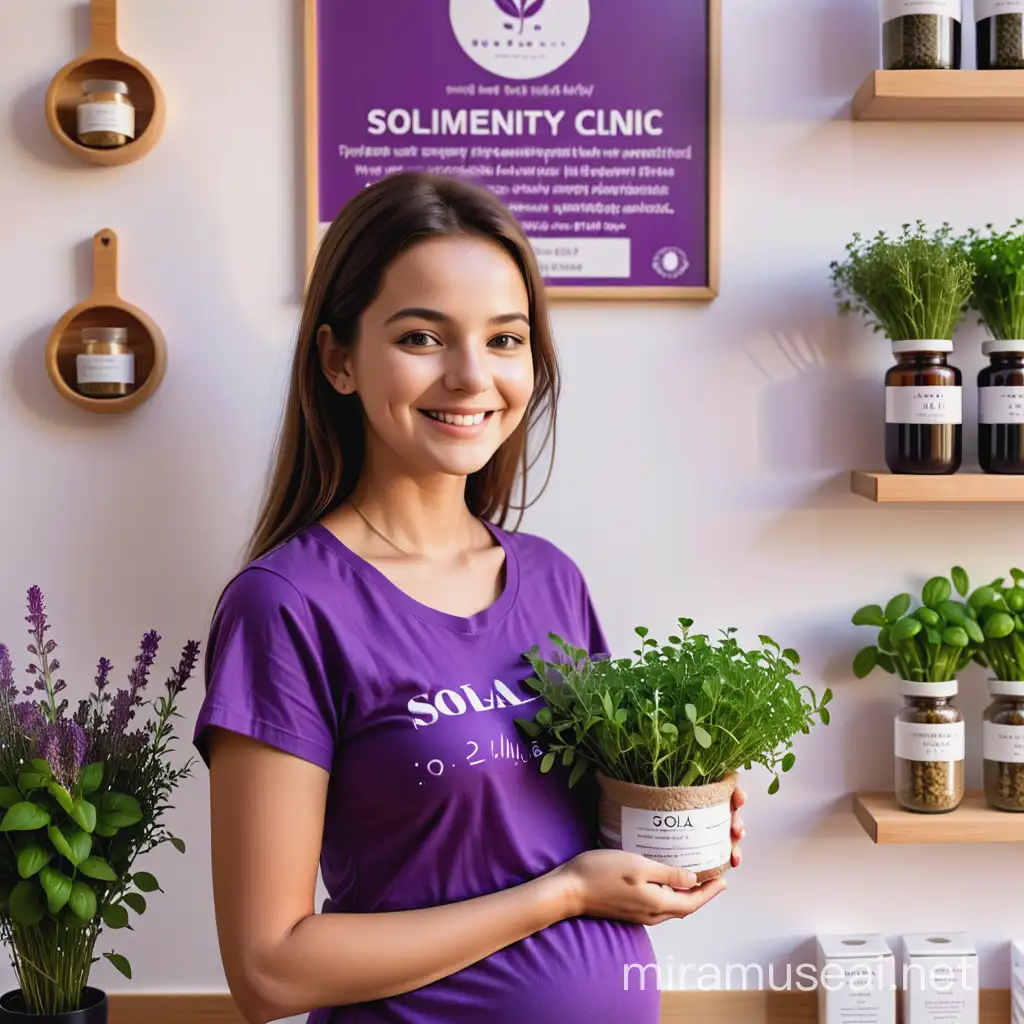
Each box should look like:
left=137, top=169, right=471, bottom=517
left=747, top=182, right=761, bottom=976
left=596, top=770, right=738, bottom=882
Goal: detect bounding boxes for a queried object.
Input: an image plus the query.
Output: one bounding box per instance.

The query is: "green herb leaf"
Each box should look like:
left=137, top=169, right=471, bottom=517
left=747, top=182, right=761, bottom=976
left=68, top=882, right=97, bottom=921
left=0, top=788, right=21, bottom=808
left=123, top=892, right=147, bottom=915
left=47, top=782, right=75, bottom=816
left=568, top=759, right=589, bottom=788
left=820, top=707, right=831, bottom=725
left=684, top=703, right=697, bottom=724
left=984, top=612, right=1015, bottom=640
left=78, top=763, right=103, bottom=795
left=104, top=953, right=131, bottom=979
left=70, top=797, right=97, bottom=834
left=40, top=866, right=72, bottom=915
left=923, top=577, right=952, bottom=608
left=101, top=903, right=129, bottom=929
left=852, top=646, right=878, bottom=679
left=539, top=752, right=555, bottom=773
left=692, top=725, right=713, bottom=749
left=0, top=802, right=51, bottom=832
left=851, top=605, right=886, bottom=628
left=17, top=844, right=52, bottom=879
left=951, top=566, right=969, bottom=596
left=885, top=594, right=911, bottom=622
left=890, top=616, right=923, bottom=643
left=9, top=881, right=44, bottom=926
left=768, top=776, right=780, bottom=795
left=78, top=856, right=118, bottom=882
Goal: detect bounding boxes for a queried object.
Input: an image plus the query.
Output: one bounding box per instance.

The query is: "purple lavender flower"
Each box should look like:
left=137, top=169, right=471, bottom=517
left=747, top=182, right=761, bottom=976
left=14, top=702, right=44, bottom=739
left=494, top=0, right=544, bottom=33
left=94, top=657, right=112, bottom=693
left=25, top=587, right=48, bottom=641
left=74, top=699, right=90, bottom=728
left=107, top=688, right=134, bottom=740
left=128, top=631, right=161, bottom=698
left=0, top=645, right=16, bottom=703
left=36, top=720, right=89, bottom=790
left=166, top=640, right=201, bottom=700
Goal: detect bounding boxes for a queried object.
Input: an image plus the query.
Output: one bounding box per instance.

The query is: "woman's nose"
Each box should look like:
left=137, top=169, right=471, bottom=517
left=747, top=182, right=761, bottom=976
left=443, top=346, right=490, bottom=393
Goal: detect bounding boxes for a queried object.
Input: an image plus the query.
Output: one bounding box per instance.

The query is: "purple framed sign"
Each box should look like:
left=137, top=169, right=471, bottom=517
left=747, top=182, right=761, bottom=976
left=304, top=0, right=720, bottom=300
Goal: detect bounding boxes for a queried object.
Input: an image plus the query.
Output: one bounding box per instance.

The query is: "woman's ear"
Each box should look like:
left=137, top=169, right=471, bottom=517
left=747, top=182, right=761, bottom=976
left=317, top=325, right=356, bottom=395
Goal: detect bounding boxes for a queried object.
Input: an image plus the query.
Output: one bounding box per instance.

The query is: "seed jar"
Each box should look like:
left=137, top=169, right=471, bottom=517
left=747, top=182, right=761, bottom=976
left=978, top=340, right=1024, bottom=473
left=895, top=680, right=965, bottom=813
left=76, top=327, right=135, bottom=398
left=882, top=0, right=963, bottom=70
left=983, top=679, right=1024, bottom=811
left=977, top=0, right=1024, bottom=68
left=76, top=79, right=135, bottom=148
left=885, top=340, right=962, bottom=474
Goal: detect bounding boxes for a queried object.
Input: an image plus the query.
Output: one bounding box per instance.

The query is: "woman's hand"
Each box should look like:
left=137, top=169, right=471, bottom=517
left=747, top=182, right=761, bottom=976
left=553, top=849, right=726, bottom=927
left=730, top=780, right=746, bottom=869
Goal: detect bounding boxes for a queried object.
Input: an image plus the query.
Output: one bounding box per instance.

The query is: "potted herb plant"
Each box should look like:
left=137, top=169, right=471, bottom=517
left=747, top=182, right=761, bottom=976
left=830, top=222, right=975, bottom=475
left=963, top=569, right=1024, bottom=812
left=851, top=567, right=981, bottom=814
left=961, top=221, right=1024, bottom=474
left=0, top=588, right=199, bottom=1023
left=515, top=619, right=831, bottom=882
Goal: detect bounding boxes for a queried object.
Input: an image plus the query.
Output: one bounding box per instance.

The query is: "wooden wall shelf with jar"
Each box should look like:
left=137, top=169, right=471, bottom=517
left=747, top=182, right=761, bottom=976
left=851, top=471, right=1024, bottom=502
left=46, top=230, right=166, bottom=413
left=44, top=0, right=165, bottom=166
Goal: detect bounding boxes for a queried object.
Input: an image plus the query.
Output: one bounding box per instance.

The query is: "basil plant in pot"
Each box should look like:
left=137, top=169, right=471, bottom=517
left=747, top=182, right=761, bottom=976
left=515, top=620, right=831, bottom=882
left=830, top=221, right=974, bottom=475
left=0, top=588, right=199, bottom=1024
left=852, top=567, right=980, bottom=815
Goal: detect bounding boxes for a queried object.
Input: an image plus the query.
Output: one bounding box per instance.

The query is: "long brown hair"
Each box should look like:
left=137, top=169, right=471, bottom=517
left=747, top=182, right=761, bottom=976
left=245, top=172, right=561, bottom=563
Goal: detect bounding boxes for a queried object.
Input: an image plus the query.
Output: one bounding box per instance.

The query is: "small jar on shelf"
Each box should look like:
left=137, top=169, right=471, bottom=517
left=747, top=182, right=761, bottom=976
left=977, top=1, right=1024, bottom=69
left=76, top=327, right=135, bottom=398
left=885, top=340, right=962, bottom=475
left=76, top=79, right=135, bottom=149
left=882, top=0, right=963, bottom=70
left=978, top=340, right=1024, bottom=473
left=895, top=680, right=965, bottom=813
left=983, top=679, right=1024, bottom=811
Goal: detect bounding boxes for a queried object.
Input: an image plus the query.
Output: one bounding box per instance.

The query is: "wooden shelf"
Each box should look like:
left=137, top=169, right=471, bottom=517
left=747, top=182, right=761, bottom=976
left=852, top=70, right=1024, bottom=121
left=853, top=791, right=1024, bottom=844
left=851, top=471, right=1024, bottom=503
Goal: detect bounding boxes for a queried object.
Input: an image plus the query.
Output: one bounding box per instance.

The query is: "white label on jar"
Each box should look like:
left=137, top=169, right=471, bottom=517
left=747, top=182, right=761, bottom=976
left=984, top=721, right=1024, bottom=762
left=979, top=386, right=1024, bottom=424
left=882, top=0, right=962, bottom=19
left=77, top=102, right=135, bottom=139
left=602, top=803, right=732, bottom=872
left=76, top=354, right=135, bottom=385
left=885, top=386, right=962, bottom=425
left=976, top=0, right=1024, bottom=19
left=895, top=720, right=965, bottom=761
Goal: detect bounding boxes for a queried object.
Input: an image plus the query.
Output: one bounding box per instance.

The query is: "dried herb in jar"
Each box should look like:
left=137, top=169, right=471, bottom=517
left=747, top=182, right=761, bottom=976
left=882, top=3, right=962, bottom=71
left=978, top=13, right=1024, bottom=69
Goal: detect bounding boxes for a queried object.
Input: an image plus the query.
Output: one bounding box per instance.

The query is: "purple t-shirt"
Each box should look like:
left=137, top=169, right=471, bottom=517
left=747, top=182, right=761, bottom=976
left=193, top=521, right=659, bottom=1024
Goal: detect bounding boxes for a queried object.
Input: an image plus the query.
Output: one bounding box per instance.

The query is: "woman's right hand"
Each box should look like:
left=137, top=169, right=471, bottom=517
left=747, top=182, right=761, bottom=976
left=552, top=849, right=727, bottom=926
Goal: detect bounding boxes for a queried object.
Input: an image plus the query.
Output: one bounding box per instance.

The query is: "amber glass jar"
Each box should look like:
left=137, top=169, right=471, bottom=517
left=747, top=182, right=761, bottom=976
left=977, top=2, right=1024, bottom=69
left=894, top=680, right=965, bottom=813
left=76, top=327, right=135, bottom=398
left=76, top=80, right=135, bottom=149
left=885, top=341, right=962, bottom=474
left=882, top=0, right=962, bottom=69
left=983, top=679, right=1024, bottom=811
left=978, top=340, right=1024, bottom=473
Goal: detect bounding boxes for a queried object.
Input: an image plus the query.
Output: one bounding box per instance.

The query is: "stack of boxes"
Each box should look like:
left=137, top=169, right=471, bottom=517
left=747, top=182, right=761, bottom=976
left=1013, top=940, right=1024, bottom=1024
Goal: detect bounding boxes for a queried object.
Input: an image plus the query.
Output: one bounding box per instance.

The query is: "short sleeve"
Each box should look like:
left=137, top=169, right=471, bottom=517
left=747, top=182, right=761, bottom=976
left=192, top=567, right=337, bottom=773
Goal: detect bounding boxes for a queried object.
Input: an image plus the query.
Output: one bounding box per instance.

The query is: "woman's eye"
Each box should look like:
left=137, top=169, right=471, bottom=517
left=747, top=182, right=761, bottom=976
left=400, top=331, right=439, bottom=348
left=490, top=333, right=526, bottom=349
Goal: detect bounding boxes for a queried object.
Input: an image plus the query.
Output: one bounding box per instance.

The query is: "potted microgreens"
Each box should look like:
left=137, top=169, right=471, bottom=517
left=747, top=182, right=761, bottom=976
left=960, top=221, right=1024, bottom=474
left=514, top=619, right=831, bottom=882
left=0, top=588, right=199, bottom=1023
left=851, top=567, right=980, bottom=814
left=963, top=569, right=1024, bottom=812
left=830, top=222, right=974, bottom=475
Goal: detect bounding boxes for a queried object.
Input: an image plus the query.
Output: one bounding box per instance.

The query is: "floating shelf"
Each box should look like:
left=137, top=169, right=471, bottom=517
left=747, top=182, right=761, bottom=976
left=852, top=70, right=1024, bottom=121
left=853, top=791, right=1024, bottom=844
left=44, top=0, right=165, bottom=166
left=46, top=229, right=166, bottom=413
left=851, top=471, right=1024, bottom=503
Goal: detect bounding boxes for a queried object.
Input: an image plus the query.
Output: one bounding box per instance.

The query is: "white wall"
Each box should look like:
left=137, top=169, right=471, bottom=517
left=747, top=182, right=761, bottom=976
left=2, top=0, right=1022, bottom=1010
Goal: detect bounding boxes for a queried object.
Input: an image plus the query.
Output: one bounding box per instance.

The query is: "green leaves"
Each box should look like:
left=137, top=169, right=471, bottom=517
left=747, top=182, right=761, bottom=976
left=70, top=797, right=97, bottom=834
left=0, top=802, right=51, bottom=832
left=853, top=646, right=878, bottom=679
left=39, top=866, right=72, bottom=914
left=78, top=856, right=118, bottom=882
left=17, top=844, right=52, bottom=879
left=68, top=881, right=97, bottom=921
left=101, top=903, right=129, bottom=929
left=79, top=763, right=103, bottom=795
left=104, top=952, right=131, bottom=979
left=922, top=577, right=952, bottom=609
left=852, top=605, right=886, bottom=628
left=9, top=880, right=44, bottom=926
left=885, top=594, right=911, bottom=622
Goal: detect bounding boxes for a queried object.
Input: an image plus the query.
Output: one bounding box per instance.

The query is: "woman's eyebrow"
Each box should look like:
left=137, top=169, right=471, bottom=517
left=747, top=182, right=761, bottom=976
left=383, top=308, right=529, bottom=327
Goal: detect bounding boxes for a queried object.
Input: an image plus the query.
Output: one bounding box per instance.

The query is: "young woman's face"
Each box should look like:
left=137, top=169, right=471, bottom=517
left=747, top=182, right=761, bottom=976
left=327, top=235, right=535, bottom=481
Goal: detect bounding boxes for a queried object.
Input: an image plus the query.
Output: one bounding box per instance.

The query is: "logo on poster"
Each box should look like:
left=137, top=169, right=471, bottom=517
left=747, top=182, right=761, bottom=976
left=449, top=0, right=591, bottom=80
left=652, top=247, right=690, bottom=280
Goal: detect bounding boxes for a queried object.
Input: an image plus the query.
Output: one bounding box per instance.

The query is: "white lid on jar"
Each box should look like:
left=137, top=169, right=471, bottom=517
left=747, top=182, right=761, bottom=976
left=898, top=679, right=958, bottom=698
left=82, top=80, right=129, bottom=96
left=891, top=339, right=954, bottom=354
left=982, top=339, right=1024, bottom=355
left=81, top=327, right=129, bottom=345
left=989, top=679, right=1024, bottom=697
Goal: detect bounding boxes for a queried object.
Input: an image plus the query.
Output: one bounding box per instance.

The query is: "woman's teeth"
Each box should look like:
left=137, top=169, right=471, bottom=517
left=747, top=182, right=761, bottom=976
left=424, top=411, right=488, bottom=426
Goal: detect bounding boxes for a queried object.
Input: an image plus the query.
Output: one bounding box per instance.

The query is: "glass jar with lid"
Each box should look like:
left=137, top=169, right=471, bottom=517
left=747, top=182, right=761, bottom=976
left=983, top=679, right=1024, bottom=811
left=977, top=1, right=1024, bottom=69
left=885, top=340, right=963, bottom=475
left=894, top=679, right=965, bottom=813
left=76, top=79, right=135, bottom=149
left=76, top=327, right=135, bottom=398
left=882, top=0, right=962, bottom=70
left=978, top=339, right=1024, bottom=474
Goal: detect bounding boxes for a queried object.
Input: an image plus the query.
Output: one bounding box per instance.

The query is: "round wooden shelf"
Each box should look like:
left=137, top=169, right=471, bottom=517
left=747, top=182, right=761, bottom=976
left=46, top=230, right=166, bottom=414
left=44, top=0, right=164, bottom=167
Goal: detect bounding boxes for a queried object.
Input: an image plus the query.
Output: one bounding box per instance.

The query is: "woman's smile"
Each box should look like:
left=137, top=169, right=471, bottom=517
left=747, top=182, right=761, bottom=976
left=420, top=408, right=499, bottom=438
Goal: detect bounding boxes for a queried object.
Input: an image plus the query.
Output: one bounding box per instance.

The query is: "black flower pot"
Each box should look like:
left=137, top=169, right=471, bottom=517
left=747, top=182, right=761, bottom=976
left=0, top=988, right=107, bottom=1024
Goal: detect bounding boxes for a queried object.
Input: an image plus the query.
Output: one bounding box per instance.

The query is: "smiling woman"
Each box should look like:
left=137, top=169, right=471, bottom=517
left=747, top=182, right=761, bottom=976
left=192, top=172, right=737, bottom=1024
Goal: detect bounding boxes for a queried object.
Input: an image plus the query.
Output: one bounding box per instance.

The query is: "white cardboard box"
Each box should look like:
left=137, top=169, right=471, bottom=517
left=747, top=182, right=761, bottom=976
left=816, top=934, right=896, bottom=1024
left=902, top=933, right=978, bottom=1024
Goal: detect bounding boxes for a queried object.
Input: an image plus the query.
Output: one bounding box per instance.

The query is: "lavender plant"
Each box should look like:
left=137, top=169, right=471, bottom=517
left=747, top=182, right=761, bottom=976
left=0, top=588, right=199, bottom=1015
left=494, top=0, right=545, bottom=34
left=514, top=620, right=831, bottom=794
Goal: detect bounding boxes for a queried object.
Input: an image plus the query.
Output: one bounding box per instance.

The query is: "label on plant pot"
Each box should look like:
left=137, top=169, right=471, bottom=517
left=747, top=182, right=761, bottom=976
left=895, top=720, right=965, bottom=761
left=983, top=722, right=1024, bottom=762
left=979, top=386, right=1024, bottom=424
left=605, top=803, right=732, bottom=872
left=881, top=0, right=961, bottom=20
left=76, top=354, right=135, bottom=385
left=976, top=0, right=1024, bottom=20
left=885, top=386, right=962, bottom=425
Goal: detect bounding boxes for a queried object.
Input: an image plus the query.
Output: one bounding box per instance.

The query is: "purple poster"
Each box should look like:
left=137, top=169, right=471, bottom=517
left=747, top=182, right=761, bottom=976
left=310, top=0, right=716, bottom=296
